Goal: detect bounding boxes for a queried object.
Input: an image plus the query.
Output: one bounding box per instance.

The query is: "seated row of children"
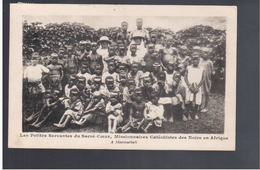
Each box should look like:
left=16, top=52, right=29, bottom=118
left=23, top=49, right=206, bottom=133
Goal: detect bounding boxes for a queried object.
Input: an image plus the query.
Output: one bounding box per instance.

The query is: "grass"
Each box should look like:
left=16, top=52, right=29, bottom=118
left=23, top=92, right=224, bottom=134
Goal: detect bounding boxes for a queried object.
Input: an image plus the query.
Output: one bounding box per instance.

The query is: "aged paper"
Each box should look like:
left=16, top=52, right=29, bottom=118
left=9, top=4, right=237, bottom=150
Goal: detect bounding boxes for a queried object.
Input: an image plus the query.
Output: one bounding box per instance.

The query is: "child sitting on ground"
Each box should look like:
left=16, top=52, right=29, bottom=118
left=102, top=60, right=119, bottom=86
left=120, top=88, right=146, bottom=133
left=141, top=91, right=164, bottom=133
left=64, top=74, right=77, bottom=98
left=106, top=92, right=123, bottom=133
left=71, top=91, right=106, bottom=126
left=30, top=90, right=62, bottom=128
left=53, top=89, right=83, bottom=128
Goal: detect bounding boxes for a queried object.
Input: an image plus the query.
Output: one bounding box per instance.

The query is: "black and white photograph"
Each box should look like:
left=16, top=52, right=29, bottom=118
left=9, top=4, right=236, bottom=150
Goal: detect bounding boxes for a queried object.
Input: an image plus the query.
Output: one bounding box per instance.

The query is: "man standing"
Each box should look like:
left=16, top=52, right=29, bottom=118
left=117, top=21, right=131, bottom=47
left=130, top=18, right=150, bottom=45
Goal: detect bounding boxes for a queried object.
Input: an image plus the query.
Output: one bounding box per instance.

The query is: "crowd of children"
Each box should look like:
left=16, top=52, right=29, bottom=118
left=23, top=19, right=217, bottom=133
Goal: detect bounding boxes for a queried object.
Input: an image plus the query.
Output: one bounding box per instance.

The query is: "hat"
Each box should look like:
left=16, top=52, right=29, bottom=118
left=158, top=71, right=166, bottom=78
left=85, top=40, right=91, bottom=44
left=70, top=74, right=77, bottom=80
left=134, top=88, right=142, bottom=94
left=93, top=76, right=102, bottom=83
left=131, top=32, right=145, bottom=39
left=79, top=40, right=86, bottom=45
left=168, top=61, right=175, bottom=65
left=201, top=47, right=211, bottom=52
left=110, top=91, right=119, bottom=98
left=51, top=53, right=58, bottom=58
left=97, top=36, right=111, bottom=45
left=53, top=90, right=60, bottom=94
left=70, top=89, right=79, bottom=95
left=46, top=89, right=52, bottom=93
left=127, top=78, right=135, bottom=84
left=193, top=46, right=201, bottom=51
left=180, top=45, right=188, bottom=50
left=141, top=61, right=147, bottom=66
left=78, top=76, right=86, bottom=82
left=151, top=91, right=159, bottom=97
left=105, top=76, right=114, bottom=82
left=93, top=91, right=102, bottom=98
left=153, top=62, right=160, bottom=67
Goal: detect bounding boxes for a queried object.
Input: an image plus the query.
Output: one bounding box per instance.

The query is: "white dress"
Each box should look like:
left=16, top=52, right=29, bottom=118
left=185, top=65, right=204, bottom=105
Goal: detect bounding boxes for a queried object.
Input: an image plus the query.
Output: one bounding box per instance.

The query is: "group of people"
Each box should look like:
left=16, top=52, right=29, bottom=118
left=23, top=18, right=216, bottom=133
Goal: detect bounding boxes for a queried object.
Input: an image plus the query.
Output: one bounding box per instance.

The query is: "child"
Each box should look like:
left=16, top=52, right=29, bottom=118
left=54, top=89, right=83, bottom=128
left=118, top=72, right=128, bottom=94
left=143, top=43, right=160, bottom=72
left=93, top=64, right=103, bottom=77
left=71, top=91, right=106, bottom=126
left=150, top=62, right=162, bottom=84
left=140, top=76, right=153, bottom=102
left=128, top=44, right=142, bottom=64
left=100, top=76, right=120, bottom=102
left=76, top=63, right=92, bottom=87
left=30, top=90, right=61, bottom=128
left=128, top=62, right=143, bottom=87
left=24, top=89, right=52, bottom=122
left=23, top=52, right=50, bottom=116
left=97, top=36, right=111, bottom=60
left=89, top=42, right=103, bottom=74
left=106, top=92, right=123, bottom=133
left=47, top=53, right=64, bottom=91
left=184, top=52, right=205, bottom=120
left=159, top=35, right=178, bottom=69
left=103, top=46, right=116, bottom=73
left=139, top=61, right=150, bottom=86
left=177, top=45, right=190, bottom=67
left=102, top=60, right=119, bottom=85
left=120, top=88, right=146, bottom=133
left=90, top=76, right=104, bottom=93
left=200, top=47, right=213, bottom=113
left=164, top=61, right=175, bottom=96
left=115, top=45, right=131, bottom=69
left=64, top=74, right=77, bottom=98
left=141, top=91, right=164, bottom=133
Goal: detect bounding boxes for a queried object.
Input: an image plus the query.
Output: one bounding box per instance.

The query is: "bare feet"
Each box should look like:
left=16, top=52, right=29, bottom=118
left=200, top=108, right=208, bottom=113
left=194, top=115, right=199, bottom=120
left=168, top=116, right=174, bottom=123
left=188, top=115, right=192, bottom=121
left=183, top=115, right=188, bottom=121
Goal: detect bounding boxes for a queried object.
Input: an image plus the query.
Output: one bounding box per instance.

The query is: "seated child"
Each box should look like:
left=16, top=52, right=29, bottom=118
left=150, top=62, right=162, bottom=84
left=30, top=90, right=61, bottom=128
left=120, top=88, right=146, bottom=133
left=141, top=91, right=164, bottom=133
left=90, top=76, right=104, bottom=93
left=140, top=76, right=153, bottom=103
left=127, top=62, right=143, bottom=87
left=64, top=74, right=77, bottom=98
left=106, top=92, right=123, bottom=133
left=24, top=89, right=52, bottom=122
left=184, top=52, right=205, bottom=120
left=164, top=61, right=175, bottom=96
left=71, top=91, right=106, bottom=126
left=54, top=89, right=83, bottom=128
left=139, top=61, right=150, bottom=86
left=100, top=76, right=120, bottom=103
left=102, top=60, right=119, bottom=85
left=77, top=63, right=92, bottom=87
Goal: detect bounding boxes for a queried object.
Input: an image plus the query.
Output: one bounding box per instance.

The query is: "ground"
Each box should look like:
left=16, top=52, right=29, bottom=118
left=23, top=92, right=225, bottom=134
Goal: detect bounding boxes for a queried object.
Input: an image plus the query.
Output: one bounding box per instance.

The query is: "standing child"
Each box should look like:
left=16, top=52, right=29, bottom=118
left=47, top=53, right=64, bottom=91
left=164, top=61, right=175, bottom=97
left=89, top=42, right=103, bottom=74
left=54, top=89, right=83, bottom=128
left=141, top=91, right=164, bottom=133
left=143, top=44, right=160, bottom=72
left=103, top=46, right=116, bottom=73
left=184, top=52, right=205, bottom=120
left=200, top=47, right=213, bottom=113
left=128, top=44, right=142, bottom=64
left=23, top=52, right=50, bottom=116
left=106, top=92, right=123, bottom=133
left=140, top=76, right=153, bottom=103
left=100, top=76, right=120, bottom=103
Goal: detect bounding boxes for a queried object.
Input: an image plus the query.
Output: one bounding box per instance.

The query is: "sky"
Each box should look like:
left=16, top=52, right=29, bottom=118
left=24, top=16, right=226, bottom=32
